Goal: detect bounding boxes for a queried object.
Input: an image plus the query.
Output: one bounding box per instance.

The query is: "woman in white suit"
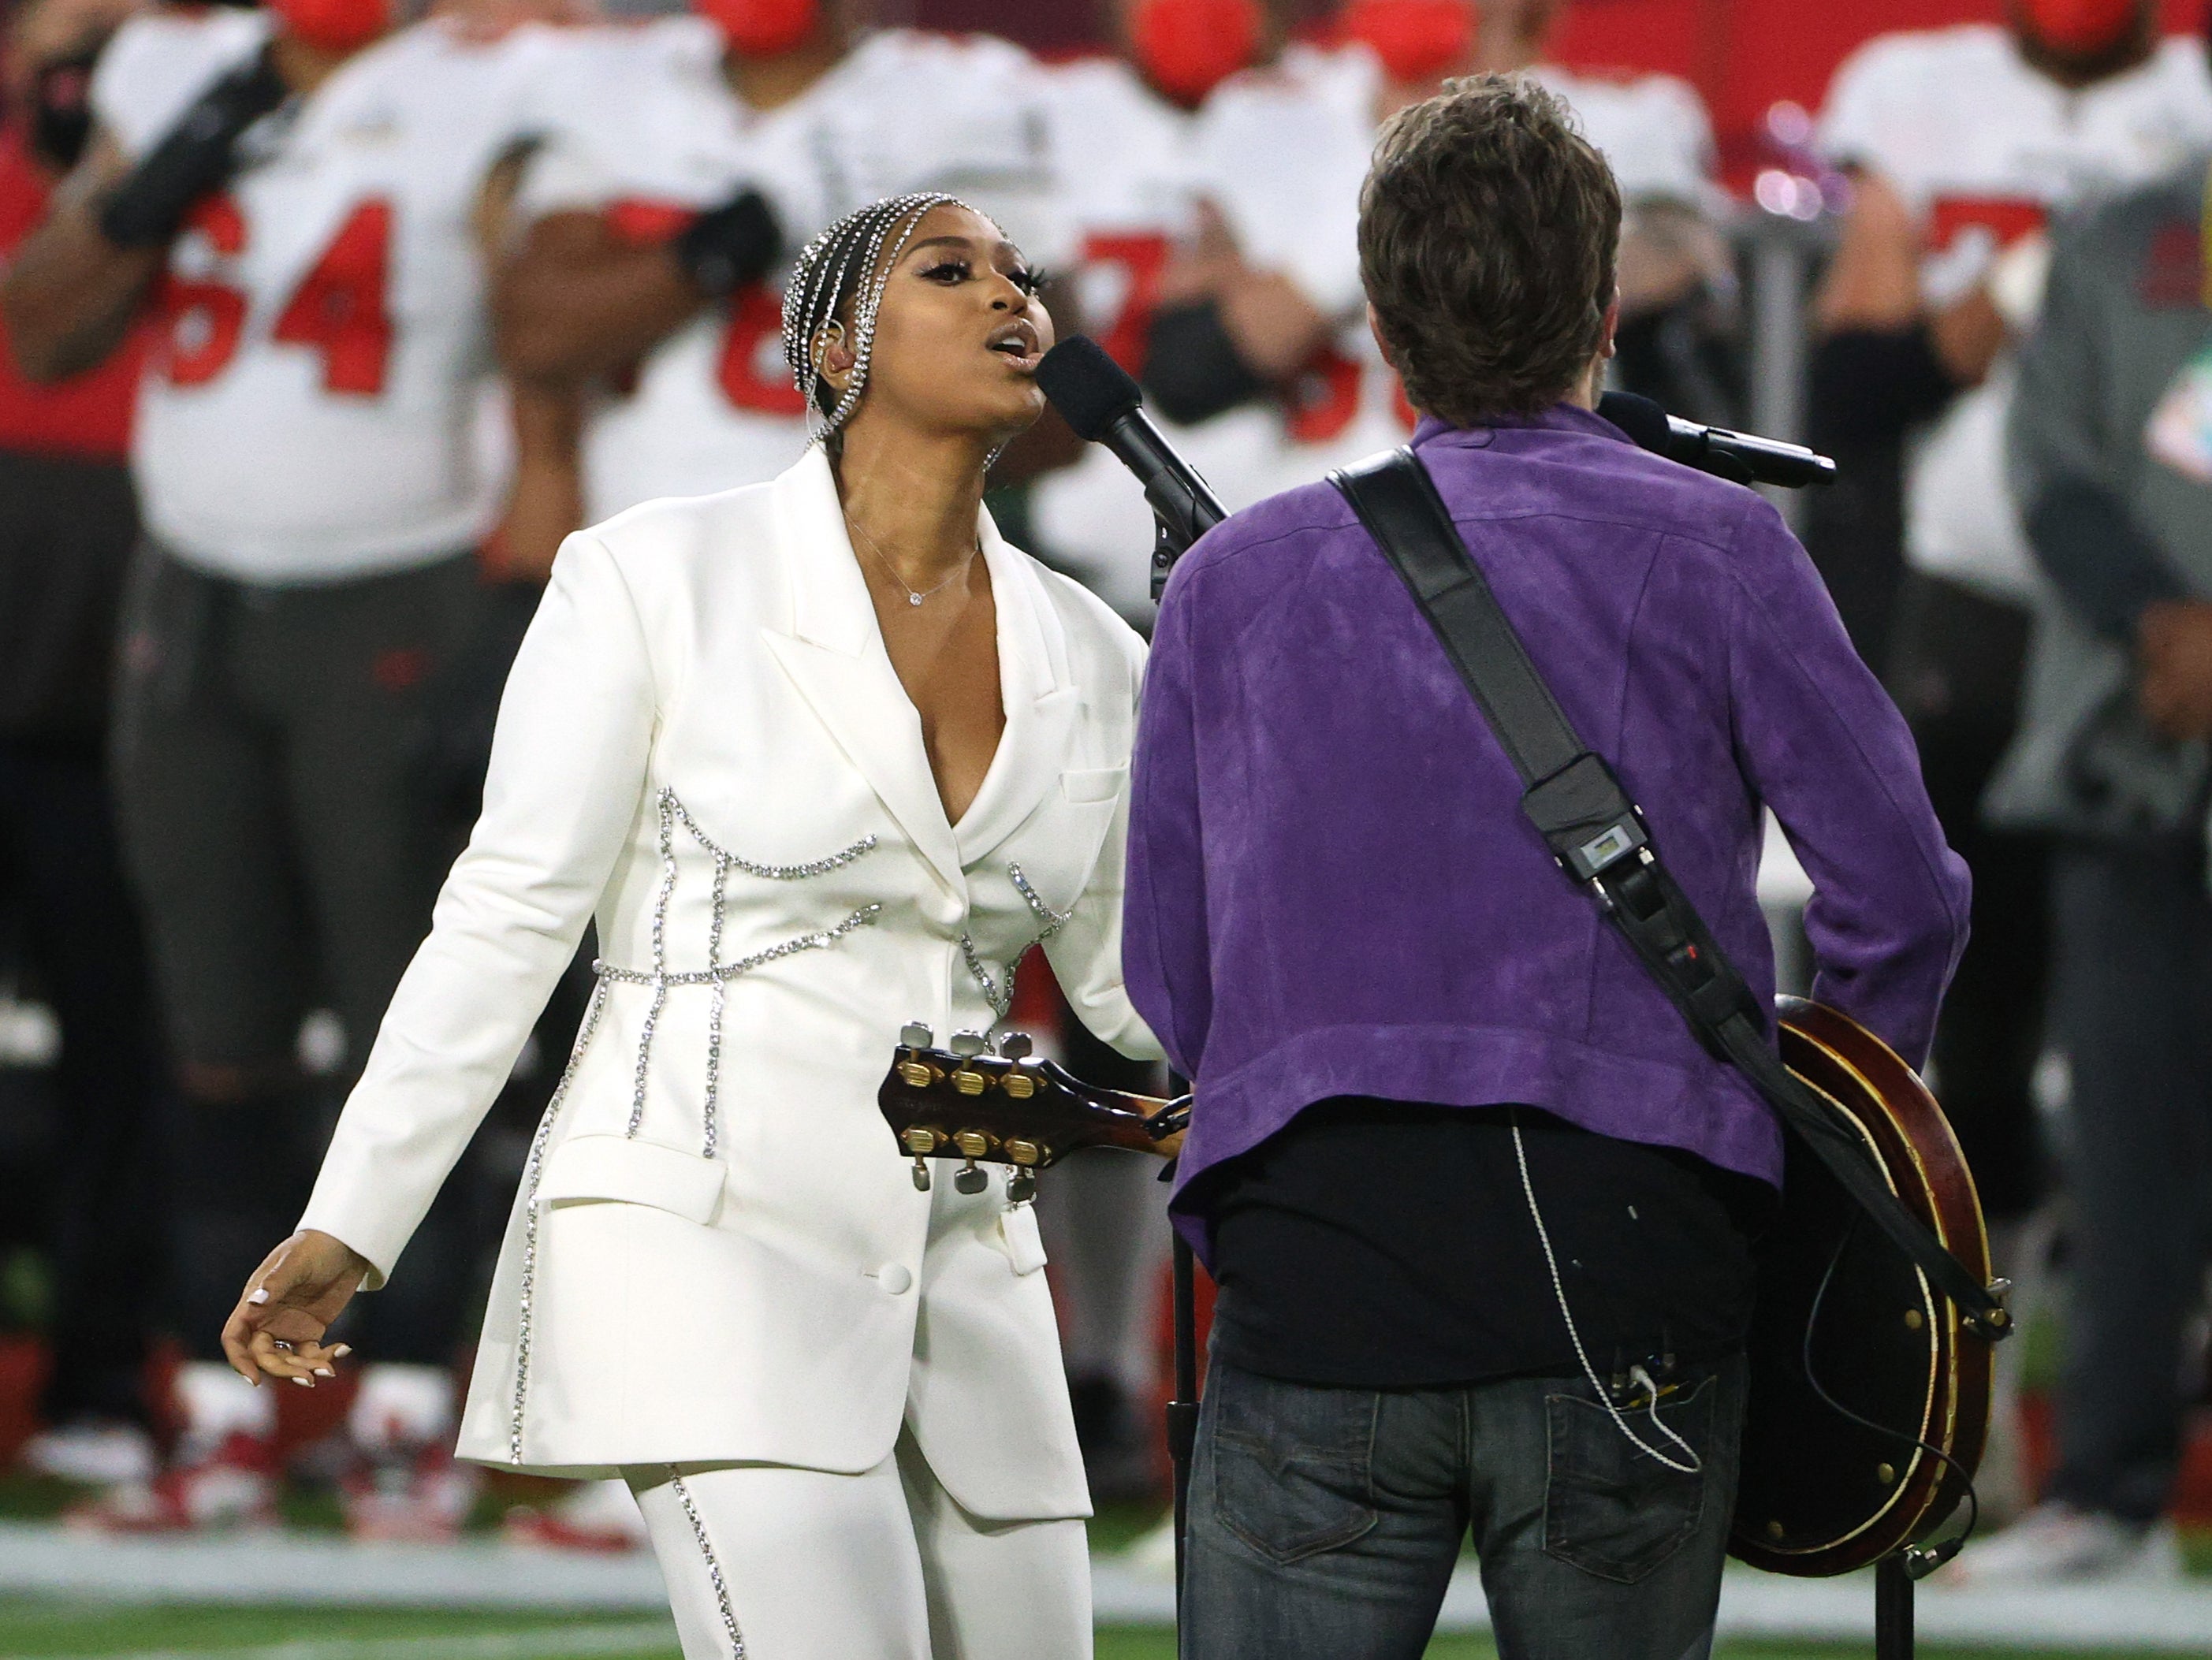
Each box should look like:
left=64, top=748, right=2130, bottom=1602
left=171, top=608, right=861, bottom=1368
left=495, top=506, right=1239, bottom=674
left=216, top=194, right=1163, bottom=1660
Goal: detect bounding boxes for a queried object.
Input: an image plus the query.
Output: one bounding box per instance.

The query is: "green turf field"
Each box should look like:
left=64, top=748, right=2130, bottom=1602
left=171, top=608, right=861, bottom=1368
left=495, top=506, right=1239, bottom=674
left=2, top=1488, right=2204, bottom=1657
left=0, top=1602, right=2192, bottom=1660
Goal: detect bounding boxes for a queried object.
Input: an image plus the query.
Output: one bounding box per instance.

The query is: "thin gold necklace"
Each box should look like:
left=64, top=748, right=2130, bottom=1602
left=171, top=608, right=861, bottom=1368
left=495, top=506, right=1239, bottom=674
left=847, top=516, right=978, bottom=608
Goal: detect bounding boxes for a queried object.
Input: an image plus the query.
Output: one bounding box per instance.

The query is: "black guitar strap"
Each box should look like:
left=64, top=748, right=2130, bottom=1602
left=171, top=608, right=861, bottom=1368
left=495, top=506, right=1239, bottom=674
left=1330, top=447, right=2010, bottom=1340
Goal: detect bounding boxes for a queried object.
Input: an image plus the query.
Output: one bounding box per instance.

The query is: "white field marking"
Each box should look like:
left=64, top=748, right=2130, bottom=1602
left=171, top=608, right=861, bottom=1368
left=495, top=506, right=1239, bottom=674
left=32, top=1620, right=676, bottom=1660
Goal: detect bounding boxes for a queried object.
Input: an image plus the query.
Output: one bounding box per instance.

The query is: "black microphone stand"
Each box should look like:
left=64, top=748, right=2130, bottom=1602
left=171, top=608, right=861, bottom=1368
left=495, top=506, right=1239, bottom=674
left=1877, top=1554, right=1915, bottom=1660
left=1148, top=458, right=1208, bottom=1608
left=1166, top=1152, right=1200, bottom=1602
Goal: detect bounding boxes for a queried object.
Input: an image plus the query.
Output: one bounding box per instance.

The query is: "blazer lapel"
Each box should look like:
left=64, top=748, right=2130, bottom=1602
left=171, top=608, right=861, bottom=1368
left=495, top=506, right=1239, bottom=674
left=952, top=514, right=1081, bottom=869
left=762, top=452, right=967, bottom=895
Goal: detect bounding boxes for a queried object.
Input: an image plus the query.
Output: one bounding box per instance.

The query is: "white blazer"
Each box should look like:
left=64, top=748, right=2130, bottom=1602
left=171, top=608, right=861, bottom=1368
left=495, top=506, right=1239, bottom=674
left=298, top=448, right=1160, bottom=1521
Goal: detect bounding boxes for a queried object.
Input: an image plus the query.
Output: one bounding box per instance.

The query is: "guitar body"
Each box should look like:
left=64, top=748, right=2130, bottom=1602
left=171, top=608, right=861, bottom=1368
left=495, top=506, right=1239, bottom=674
left=1730, top=998, right=1994, bottom=1576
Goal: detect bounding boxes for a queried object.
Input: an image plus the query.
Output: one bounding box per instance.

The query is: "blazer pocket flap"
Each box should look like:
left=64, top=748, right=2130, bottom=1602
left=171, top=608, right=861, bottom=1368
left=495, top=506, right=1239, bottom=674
left=538, top=1134, right=726, bottom=1225
left=997, top=1204, right=1048, bottom=1275
left=1061, top=766, right=1126, bottom=805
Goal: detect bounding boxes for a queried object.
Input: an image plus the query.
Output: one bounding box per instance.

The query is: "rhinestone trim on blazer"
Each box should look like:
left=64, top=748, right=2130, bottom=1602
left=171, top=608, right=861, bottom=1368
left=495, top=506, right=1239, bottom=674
left=506, top=789, right=877, bottom=1463
left=613, top=789, right=877, bottom=1146
left=959, top=862, right=1073, bottom=1025
left=509, top=975, right=610, bottom=1465
left=671, top=1470, right=747, bottom=1658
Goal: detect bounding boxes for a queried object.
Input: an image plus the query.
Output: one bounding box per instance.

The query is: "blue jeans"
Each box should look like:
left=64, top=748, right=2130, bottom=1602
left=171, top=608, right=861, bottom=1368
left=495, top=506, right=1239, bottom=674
left=1180, top=1351, right=1747, bottom=1660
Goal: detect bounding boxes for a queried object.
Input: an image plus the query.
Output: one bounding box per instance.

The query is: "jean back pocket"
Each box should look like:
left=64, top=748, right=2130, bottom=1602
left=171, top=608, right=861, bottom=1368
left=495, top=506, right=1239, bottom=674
left=1207, top=1366, right=1380, bottom=1565
left=1543, top=1370, right=1718, bottom=1584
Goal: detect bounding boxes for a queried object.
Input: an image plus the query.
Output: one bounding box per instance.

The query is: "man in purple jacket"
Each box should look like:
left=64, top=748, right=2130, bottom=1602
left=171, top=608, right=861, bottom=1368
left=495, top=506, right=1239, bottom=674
left=1123, top=78, right=1971, bottom=1660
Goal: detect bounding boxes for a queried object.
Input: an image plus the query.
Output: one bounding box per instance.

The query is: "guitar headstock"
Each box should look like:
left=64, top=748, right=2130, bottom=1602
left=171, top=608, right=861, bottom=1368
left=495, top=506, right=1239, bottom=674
left=878, top=1022, right=1182, bottom=1199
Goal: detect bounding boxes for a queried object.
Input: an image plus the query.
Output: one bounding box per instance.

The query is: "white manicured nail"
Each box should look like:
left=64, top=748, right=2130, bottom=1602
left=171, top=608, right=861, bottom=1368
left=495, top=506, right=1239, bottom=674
left=248, top=1290, right=270, bottom=1305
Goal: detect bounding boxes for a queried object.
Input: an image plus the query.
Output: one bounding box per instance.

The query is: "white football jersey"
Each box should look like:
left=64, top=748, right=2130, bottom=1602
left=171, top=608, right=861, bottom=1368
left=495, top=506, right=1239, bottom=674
left=1819, top=24, right=2212, bottom=600
left=1181, top=43, right=1403, bottom=508
left=91, top=13, right=565, bottom=582
left=1179, top=46, right=1724, bottom=509
left=1532, top=62, right=1717, bottom=210
left=1026, top=54, right=1232, bottom=620
left=519, top=22, right=1063, bottom=521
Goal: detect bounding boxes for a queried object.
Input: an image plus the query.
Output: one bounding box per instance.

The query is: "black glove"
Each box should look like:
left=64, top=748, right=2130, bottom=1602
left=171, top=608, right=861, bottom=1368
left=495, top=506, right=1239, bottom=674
left=1141, top=298, right=1270, bottom=426
left=98, top=47, right=289, bottom=248
left=28, top=47, right=104, bottom=172
left=672, top=188, right=782, bottom=298
left=1806, top=324, right=1959, bottom=450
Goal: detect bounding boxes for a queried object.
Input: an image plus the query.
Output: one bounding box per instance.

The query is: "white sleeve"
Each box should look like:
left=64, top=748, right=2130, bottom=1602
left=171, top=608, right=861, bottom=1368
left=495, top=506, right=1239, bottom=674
left=1816, top=36, right=1907, bottom=173
left=90, top=13, right=266, bottom=160
left=512, top=125, right=626, bottom=221
left=1192, top=77, right=1369, bottom=315
left=1610, top=76, right=1717, bottom=207
left=298, top=533, right=657, bottom=1282
left=506, top=33, right=632, bottom=221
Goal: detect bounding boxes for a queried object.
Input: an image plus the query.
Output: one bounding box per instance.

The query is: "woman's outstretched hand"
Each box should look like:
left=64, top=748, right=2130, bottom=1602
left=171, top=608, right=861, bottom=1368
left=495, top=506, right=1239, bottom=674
left=220, top=1230, right=373, bottom=1388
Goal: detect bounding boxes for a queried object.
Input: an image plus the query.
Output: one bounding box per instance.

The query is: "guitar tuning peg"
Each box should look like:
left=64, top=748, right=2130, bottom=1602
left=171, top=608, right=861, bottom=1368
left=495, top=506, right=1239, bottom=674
left=997, top=1032, right=1033, bottom=1060
left=910, top=1156, right=933, bottom=1193
left=1009, top=1167, right=1037, bottom=1204
left=949, top=1030, right=989, bottom=1058
left=901, top=1022, right=934, bottom=1049
left=954, top=1159, right=988, bottom=1195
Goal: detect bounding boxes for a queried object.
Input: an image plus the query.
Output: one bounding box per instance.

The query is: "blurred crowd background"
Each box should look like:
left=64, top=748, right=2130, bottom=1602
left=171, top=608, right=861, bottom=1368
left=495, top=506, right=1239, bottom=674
left=0, top=0, right=2209, bottom=1597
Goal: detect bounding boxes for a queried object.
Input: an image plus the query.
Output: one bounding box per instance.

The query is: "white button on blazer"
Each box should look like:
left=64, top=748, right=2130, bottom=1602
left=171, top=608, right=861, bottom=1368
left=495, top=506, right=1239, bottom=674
left=297, top=446, right=1162, bottom=1522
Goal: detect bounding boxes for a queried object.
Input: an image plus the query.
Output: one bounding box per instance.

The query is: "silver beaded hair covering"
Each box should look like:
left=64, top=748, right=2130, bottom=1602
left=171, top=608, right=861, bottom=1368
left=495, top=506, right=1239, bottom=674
left=780, top=192, right=971, bottom=446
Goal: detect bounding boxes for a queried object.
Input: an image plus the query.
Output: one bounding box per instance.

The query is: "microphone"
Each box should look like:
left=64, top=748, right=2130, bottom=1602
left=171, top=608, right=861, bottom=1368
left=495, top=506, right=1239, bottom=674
left=1597, top=391, right=1837, bottom=489
left=1036, top=336, right=1228, bottom=598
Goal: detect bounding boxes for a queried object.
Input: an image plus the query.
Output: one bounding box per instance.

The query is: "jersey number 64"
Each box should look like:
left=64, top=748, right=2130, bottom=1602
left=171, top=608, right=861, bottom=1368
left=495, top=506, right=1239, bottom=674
left=157, top=195, right=395, bottom=397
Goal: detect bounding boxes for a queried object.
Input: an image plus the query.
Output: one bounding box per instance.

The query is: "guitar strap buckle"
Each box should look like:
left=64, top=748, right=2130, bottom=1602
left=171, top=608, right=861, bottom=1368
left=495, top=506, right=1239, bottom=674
left=1523, top=751, right=1649, bottom=882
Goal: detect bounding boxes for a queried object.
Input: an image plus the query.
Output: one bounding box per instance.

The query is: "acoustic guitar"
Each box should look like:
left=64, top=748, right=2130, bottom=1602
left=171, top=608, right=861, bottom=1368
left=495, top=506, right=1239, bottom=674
left=877, top=999, right=1994, bottom=1578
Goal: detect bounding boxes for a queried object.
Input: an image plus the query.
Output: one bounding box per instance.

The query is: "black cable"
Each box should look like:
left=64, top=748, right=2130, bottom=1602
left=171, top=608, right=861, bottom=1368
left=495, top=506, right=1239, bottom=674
left=1801, top=1213, right=1983, bottom=1576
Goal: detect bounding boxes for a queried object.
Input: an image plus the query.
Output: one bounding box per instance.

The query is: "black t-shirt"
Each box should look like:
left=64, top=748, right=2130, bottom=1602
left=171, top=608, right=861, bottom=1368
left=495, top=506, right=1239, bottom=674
left=1204, top=1098, right=1771, bottom=1390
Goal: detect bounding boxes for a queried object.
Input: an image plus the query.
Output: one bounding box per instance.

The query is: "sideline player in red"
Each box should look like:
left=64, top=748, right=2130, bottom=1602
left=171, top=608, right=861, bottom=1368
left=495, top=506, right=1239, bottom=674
left=3, top=0, right=566, bottom=1537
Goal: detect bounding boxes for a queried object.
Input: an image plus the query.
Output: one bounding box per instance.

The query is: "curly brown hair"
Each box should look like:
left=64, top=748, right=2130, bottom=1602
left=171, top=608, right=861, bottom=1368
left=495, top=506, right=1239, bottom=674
left=1360, top=76, right=1619, bottom=426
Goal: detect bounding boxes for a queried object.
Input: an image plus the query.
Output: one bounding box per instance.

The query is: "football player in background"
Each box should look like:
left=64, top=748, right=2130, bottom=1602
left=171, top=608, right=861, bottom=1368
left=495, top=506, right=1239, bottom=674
left=1018, top=0, right=1246, bottom=1506
left=1137, top=0, right=1727, bottom=512
left=2, top=0, right=566, bottom=1536
left=1808, top=0, right=2212, bottom=1567
left=493, top=0, right=1063, bottom=528
left=1026, top=0, right=1248, bottom=619
left=1477, top=0, right=1735, bottom=421
left=0, top=0, right=165, bottom=1500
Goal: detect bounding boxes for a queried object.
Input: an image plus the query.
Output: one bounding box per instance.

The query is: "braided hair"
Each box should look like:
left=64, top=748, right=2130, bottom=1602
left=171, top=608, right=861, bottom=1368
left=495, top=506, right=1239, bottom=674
left=780, top=192, right=972, bottom=447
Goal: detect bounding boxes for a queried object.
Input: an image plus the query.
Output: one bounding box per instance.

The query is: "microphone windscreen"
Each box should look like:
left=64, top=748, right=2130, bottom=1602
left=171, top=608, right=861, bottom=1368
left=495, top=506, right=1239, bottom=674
left=1037, top=336, right=1142, bottom=442
left=1596, top=390, right=1671, bottom=458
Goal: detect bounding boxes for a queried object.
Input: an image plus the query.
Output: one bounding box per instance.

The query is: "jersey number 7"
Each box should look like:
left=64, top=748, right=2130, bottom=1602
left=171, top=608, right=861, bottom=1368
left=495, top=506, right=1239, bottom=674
left=159, top=196, right=395, bottom=396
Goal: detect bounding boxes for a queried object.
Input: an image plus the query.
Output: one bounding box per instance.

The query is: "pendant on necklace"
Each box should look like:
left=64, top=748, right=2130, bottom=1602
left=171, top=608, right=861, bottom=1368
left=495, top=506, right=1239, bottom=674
left=908, top=593, right=923, bottom=607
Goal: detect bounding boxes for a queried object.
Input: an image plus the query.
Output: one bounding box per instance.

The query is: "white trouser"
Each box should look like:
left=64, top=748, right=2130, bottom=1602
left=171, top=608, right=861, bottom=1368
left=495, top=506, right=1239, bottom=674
left=627, top=1427, right=1091, bottom=1660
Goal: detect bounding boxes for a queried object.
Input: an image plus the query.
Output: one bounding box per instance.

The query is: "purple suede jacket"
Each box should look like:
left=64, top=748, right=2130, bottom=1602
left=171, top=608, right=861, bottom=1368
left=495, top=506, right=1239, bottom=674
left=1123, top=406, right=1972, bottom=1260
